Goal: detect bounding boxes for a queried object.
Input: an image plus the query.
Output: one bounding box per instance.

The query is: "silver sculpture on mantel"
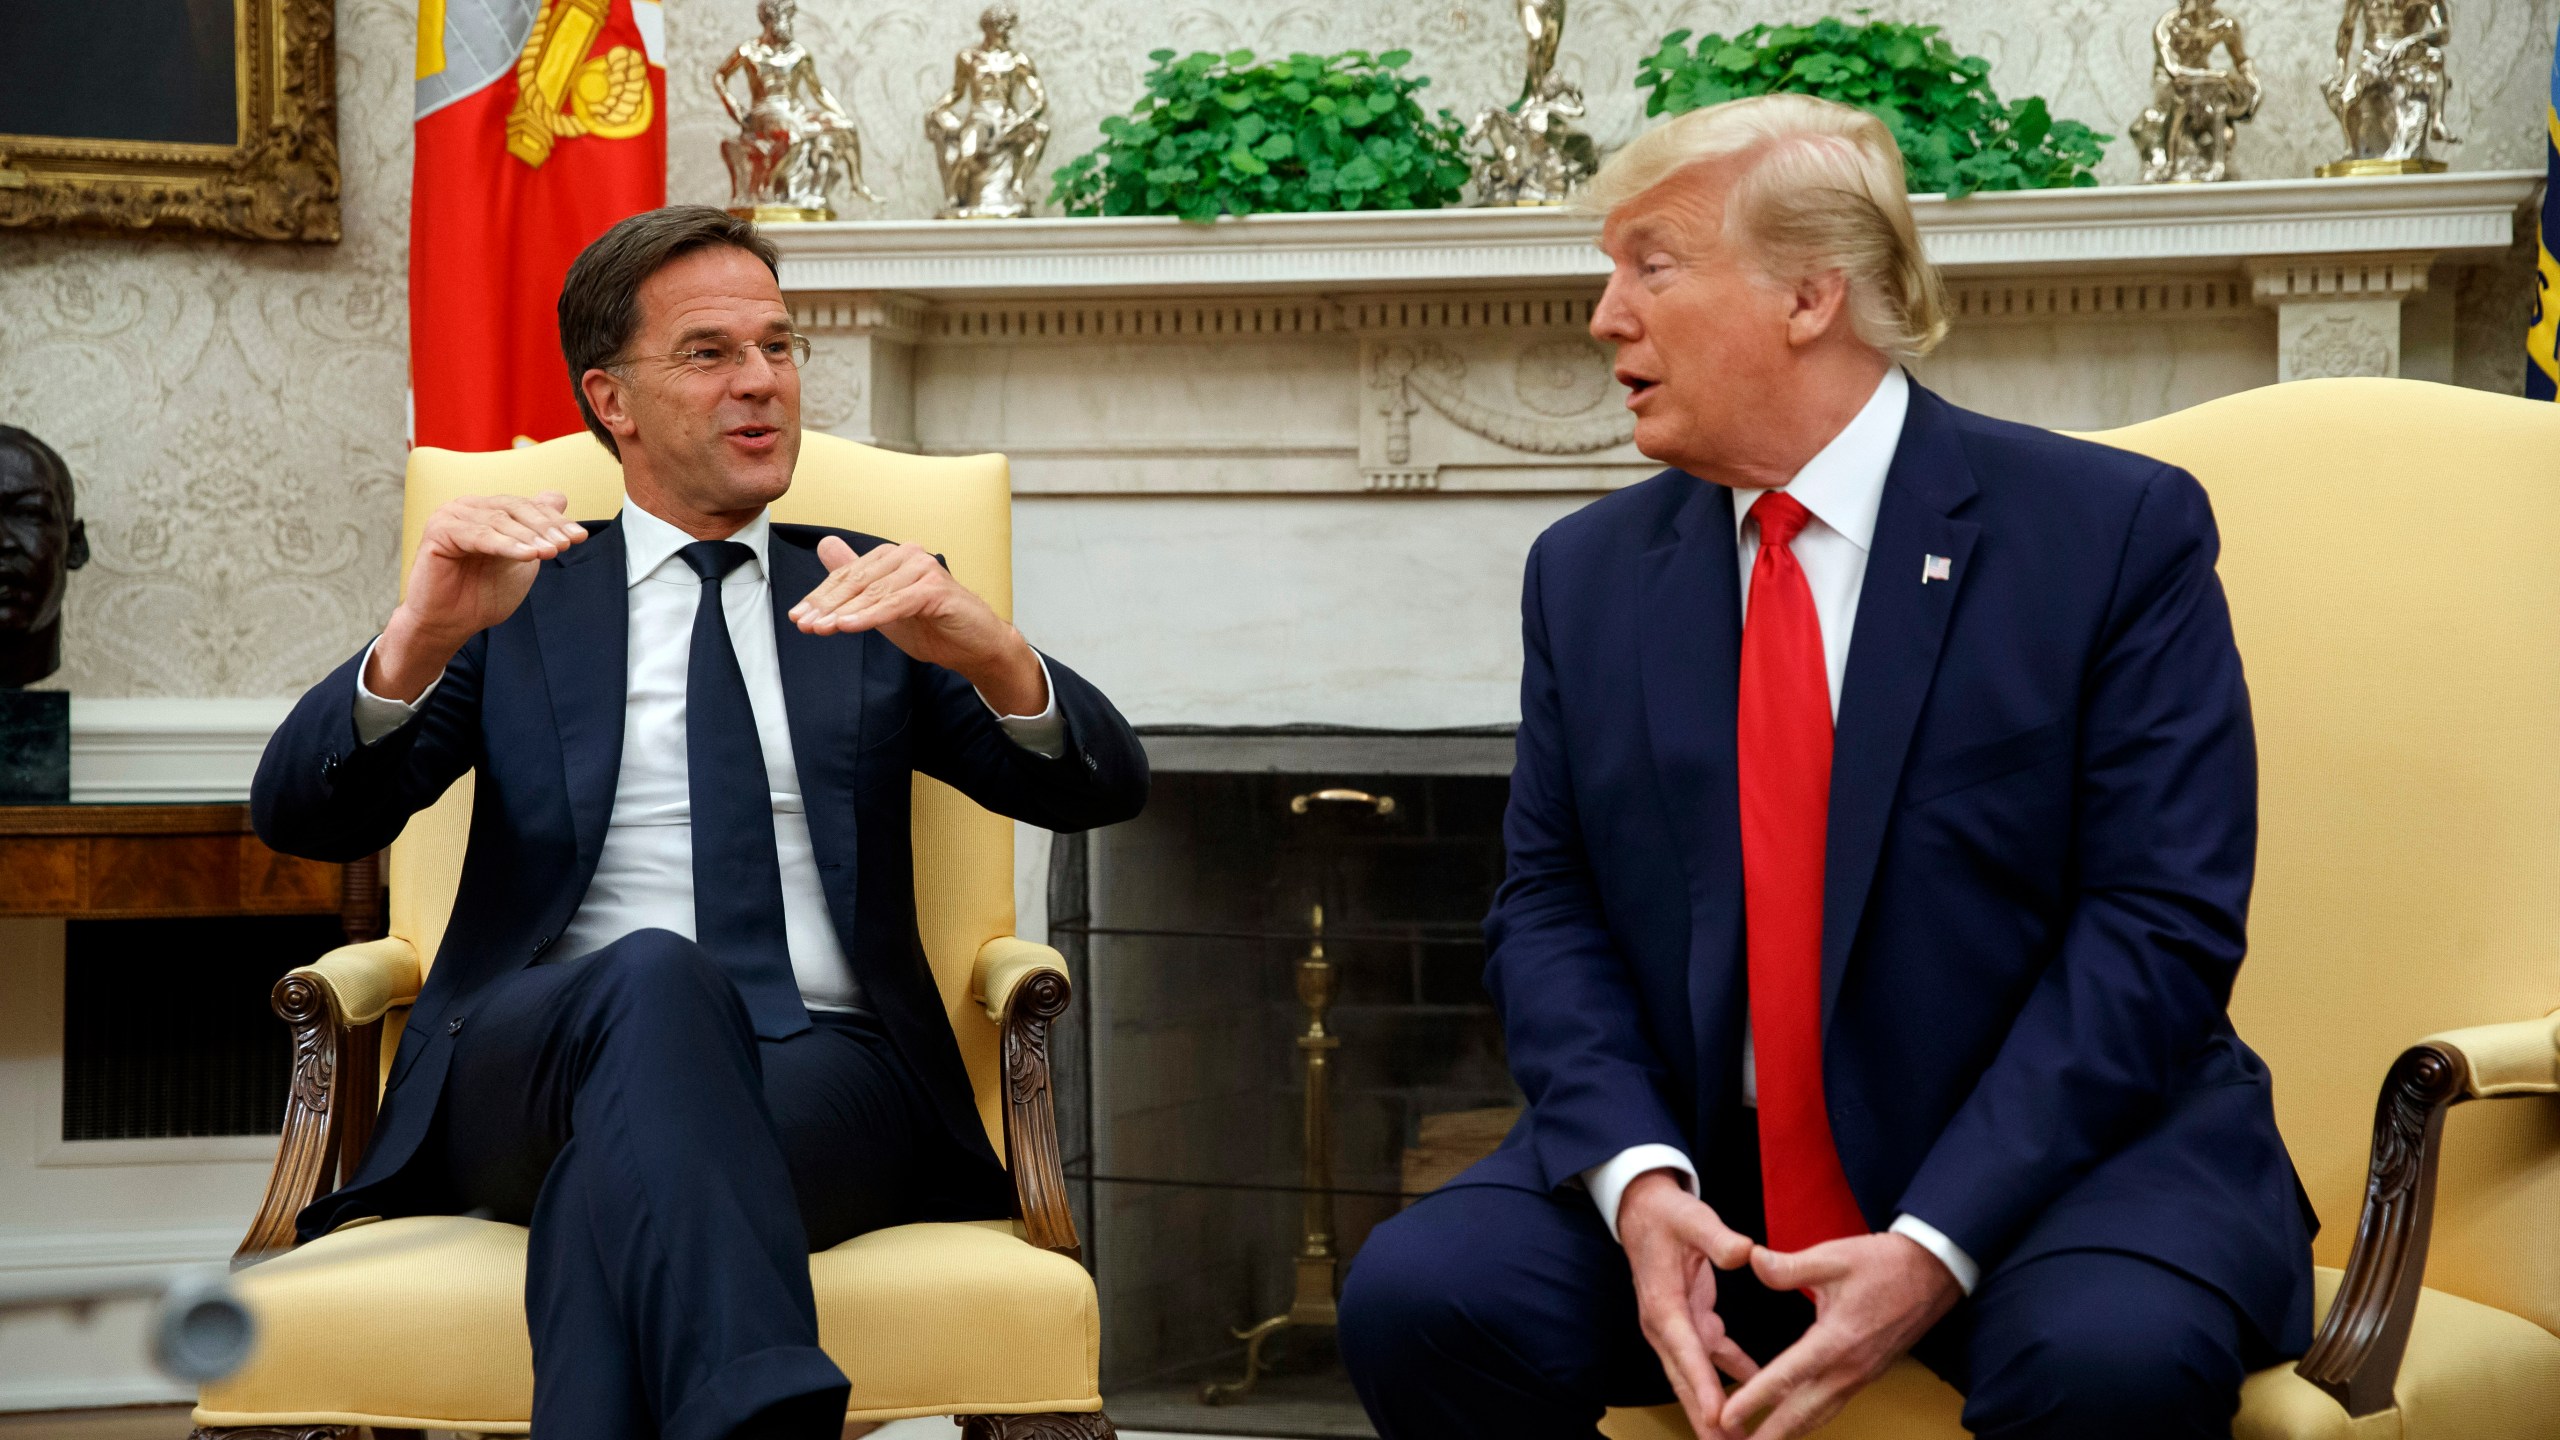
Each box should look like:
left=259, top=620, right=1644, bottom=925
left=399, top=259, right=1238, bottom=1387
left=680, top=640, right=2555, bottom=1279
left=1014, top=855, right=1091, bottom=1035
left=714, top=0, right=879, bottom=222
left=2317, top=0, right=2458, bottom=176
left=1469, top=0, right=1598, bottom=206
left=926, top=4, right=1050, bottom=219
left=2129, top=0, right=2261, bottom=183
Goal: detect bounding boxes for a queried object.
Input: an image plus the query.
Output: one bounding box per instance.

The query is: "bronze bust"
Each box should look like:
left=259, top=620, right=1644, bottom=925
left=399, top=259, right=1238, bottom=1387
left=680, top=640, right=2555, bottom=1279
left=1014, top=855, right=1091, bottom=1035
left=0, top=426, right=89, bottom=689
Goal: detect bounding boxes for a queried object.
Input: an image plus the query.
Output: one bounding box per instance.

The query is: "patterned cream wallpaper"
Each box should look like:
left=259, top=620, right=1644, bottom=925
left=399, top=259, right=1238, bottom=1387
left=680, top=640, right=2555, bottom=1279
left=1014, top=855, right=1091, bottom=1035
left=2, top=0, right=2554, bottom=697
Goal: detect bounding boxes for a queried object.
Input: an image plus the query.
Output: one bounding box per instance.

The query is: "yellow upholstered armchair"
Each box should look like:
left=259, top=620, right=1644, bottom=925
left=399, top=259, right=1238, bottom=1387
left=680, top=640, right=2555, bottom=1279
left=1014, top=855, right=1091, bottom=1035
left=191, top=434, right=1110, bottom=1440
left=1606, top=379, right=2560, bottom=1440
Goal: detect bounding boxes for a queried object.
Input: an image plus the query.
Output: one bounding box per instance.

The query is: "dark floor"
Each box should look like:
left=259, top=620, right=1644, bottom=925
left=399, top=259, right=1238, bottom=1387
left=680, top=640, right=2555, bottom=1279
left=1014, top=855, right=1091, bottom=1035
left=1108, top=1328, right=1375, bottom=1439
left=1112, top=1374, right=1375, bottom=1439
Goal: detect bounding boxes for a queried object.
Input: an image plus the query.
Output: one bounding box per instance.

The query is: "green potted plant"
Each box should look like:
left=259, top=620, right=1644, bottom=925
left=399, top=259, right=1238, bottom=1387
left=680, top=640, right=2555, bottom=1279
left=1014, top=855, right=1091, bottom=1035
left=1053, top=47, right=1473, bottom=221
left=1635, top=17, right=2109, bottom=195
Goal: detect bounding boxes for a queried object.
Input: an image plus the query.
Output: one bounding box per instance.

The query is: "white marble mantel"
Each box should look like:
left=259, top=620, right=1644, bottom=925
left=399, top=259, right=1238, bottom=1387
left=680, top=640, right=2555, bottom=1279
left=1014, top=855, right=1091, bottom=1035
left=763, top=172, right=2540, bottom=732
left=772, top=169, right=2544, bottom=483
left=771, top=170, right=2538, bottom=298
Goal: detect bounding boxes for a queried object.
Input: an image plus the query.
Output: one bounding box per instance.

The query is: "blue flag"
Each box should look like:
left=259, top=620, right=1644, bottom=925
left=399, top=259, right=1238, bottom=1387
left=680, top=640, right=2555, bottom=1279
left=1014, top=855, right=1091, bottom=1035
left=2530, top=30, right=2560, bottom=400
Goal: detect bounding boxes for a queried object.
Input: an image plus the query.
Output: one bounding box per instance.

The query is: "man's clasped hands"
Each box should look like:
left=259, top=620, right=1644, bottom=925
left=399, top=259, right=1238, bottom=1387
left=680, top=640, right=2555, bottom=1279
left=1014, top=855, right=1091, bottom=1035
left=1618, top=1170, right=1962, bottom=1440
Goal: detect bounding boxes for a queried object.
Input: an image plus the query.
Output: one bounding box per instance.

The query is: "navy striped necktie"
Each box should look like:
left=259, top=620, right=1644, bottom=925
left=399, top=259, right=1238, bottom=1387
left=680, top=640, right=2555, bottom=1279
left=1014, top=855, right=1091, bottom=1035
left=677, top=539, right=808, bottom=1040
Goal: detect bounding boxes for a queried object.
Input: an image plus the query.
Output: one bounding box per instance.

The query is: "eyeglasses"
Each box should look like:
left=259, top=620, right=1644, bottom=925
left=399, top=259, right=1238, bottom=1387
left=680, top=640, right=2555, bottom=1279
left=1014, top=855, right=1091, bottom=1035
left=628, top=333, right=814, bottom=376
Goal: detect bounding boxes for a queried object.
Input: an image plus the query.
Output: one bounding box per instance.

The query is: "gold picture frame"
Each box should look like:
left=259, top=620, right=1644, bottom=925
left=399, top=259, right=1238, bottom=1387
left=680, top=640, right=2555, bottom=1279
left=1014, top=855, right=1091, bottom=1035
left=0, top=0, right=341, bottom=241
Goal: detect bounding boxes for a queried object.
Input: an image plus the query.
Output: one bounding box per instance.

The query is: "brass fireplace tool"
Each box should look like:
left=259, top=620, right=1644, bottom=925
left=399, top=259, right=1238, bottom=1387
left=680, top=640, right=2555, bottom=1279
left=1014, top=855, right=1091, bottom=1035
left=1202, top=786, right=1393, bottom=1404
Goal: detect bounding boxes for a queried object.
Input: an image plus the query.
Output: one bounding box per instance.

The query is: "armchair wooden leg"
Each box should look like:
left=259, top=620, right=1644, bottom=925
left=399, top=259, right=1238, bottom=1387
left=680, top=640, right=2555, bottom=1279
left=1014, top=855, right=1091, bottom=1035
left=959, top=1413, right=1116, bottom=1439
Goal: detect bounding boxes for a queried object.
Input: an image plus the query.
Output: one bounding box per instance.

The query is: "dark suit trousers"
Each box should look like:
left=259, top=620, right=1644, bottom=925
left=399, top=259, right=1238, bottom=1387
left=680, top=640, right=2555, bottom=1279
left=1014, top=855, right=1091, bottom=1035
left=1340, top=1131, right=2281, bottom=1440
left=429, top=928, right=945, bottom=1440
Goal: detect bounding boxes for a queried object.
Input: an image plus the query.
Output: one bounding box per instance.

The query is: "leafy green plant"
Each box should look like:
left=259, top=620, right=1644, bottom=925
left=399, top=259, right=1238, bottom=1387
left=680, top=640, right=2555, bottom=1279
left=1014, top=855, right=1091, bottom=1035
left=1053, top=48, right=1473, bottom=220
left=1634, top=17, right=2109, bottom=196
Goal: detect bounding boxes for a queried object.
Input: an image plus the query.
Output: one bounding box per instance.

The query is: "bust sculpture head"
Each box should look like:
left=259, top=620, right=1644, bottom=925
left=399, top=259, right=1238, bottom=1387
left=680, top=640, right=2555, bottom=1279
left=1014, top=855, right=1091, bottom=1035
left=756, top=0, right=795, bottom=43
left=0, top=427, right=89, bottom=688
left=980, top=3, right=1018, bottom=43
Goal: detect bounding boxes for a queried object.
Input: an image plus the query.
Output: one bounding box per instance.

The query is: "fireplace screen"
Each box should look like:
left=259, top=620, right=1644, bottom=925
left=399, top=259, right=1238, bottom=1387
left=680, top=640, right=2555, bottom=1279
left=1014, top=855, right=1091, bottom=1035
left=1049, top=755, right=1524, bottom=1436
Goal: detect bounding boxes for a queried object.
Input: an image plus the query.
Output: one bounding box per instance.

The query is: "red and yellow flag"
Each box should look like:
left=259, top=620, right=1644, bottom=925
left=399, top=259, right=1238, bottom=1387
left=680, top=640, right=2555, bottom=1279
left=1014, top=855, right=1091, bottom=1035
left=410, top=0, right=667, bottom=450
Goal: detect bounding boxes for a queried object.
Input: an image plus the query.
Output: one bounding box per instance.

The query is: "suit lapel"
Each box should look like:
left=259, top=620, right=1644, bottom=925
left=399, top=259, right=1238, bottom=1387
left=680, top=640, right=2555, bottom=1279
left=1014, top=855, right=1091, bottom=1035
left=1637, top=479, right=1741, bottom=899
left=1634, top=479, right=1745, bottom=1098
left=1821, top=384, right=1980, bottom=1033
left=530, top=519, right=630, bottom=887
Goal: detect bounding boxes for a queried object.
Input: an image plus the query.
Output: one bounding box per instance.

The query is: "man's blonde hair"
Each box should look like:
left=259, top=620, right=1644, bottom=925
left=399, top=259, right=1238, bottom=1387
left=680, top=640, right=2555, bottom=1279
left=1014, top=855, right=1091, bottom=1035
left=1582, top=93, right=1949, bottom=362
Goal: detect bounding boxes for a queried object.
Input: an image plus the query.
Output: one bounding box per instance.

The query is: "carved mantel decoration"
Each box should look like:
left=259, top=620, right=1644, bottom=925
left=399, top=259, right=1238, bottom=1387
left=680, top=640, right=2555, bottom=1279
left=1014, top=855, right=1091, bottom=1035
left=0, top=0, right=340, bottom=240
left=1362, top=329, right=1636, bottom=491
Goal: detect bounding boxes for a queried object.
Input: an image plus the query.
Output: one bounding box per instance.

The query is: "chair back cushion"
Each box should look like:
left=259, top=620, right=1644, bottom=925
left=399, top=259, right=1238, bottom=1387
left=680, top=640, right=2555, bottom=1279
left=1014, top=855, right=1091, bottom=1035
left=2087, top=378, right=2560, bottom=1336
left=386, top=432, right=1017, bottom=1150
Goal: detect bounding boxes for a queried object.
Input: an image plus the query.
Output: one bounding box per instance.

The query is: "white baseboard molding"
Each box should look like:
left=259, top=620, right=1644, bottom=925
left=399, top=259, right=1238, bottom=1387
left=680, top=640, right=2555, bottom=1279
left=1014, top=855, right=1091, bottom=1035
left=68, top=697, right=295, bottom=804
left=37, top=1134, right=280, bottom=1169
left=0, top=1223, right=241, bottom=1275
left=0, top=1373, right=193, bottom=1413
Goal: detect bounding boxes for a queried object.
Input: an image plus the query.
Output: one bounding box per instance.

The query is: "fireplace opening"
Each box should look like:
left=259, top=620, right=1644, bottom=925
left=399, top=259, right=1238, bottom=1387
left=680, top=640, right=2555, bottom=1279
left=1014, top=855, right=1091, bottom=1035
left=1048, top=730, right=1524, bottom=1437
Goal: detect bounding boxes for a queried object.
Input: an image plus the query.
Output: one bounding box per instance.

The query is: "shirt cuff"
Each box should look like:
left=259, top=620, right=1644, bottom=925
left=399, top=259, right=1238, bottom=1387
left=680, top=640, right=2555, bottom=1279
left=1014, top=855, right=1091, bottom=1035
left=981, top=650, right=1066, bottom=759
left=351, top=636, right=440, bottom=746
left=1889, top=1213, right=1980, bottom=1296
left=1580, top=1144, right=1699, bottom=1245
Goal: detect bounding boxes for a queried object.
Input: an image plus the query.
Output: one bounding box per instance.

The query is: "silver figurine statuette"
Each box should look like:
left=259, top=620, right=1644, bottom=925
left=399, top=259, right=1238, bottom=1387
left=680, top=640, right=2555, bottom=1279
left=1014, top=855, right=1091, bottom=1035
left=1470, top=0, right=1597, bottom=206
left=927, top=4, right=1050, bottom=219
left=2130, top=0, right=2262, bottom=183
left=2318, top=0, right=2458, bottom=176
left=714, top=0, right=879, bottom=222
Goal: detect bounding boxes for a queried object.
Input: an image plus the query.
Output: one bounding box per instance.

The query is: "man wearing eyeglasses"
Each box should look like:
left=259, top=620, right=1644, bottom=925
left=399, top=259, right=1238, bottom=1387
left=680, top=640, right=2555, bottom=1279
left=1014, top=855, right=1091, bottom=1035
left=250, top=205, right=1149, bottom=1440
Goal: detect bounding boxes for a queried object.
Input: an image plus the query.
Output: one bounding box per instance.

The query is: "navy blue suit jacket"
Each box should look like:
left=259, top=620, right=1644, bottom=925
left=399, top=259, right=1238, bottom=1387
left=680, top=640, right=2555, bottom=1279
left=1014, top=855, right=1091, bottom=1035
left=253, top=518, right=1149, bottom=1242
left=1469, top=380, right=2315, bottom=1351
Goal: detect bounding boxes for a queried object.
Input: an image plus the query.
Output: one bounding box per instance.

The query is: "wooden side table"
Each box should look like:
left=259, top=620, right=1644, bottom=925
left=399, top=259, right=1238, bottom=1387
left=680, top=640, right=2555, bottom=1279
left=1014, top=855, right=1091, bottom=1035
left=0, top=804, right=381, bottom=940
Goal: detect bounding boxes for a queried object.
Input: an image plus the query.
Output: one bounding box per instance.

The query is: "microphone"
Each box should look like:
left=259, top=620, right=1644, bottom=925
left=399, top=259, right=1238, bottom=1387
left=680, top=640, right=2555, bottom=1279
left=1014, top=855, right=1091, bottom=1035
left=0, top=1265, right=258, bottom=1383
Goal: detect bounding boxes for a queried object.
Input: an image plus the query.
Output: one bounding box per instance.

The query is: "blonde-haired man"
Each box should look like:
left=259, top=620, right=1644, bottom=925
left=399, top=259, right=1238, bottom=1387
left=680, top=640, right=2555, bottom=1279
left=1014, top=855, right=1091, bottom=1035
left=1339, top=95, right=2312, bottom=1440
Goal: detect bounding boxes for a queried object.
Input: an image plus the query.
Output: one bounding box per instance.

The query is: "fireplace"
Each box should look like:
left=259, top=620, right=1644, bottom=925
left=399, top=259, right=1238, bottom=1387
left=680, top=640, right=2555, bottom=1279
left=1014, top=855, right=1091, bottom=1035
left=1046, top=730, right=1522, bottom=1436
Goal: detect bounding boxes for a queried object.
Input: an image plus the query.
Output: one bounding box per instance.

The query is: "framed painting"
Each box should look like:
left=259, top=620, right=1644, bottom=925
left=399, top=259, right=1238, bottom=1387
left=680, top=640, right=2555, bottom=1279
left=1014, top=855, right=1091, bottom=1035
left=0, top=0, right=340, bottom=240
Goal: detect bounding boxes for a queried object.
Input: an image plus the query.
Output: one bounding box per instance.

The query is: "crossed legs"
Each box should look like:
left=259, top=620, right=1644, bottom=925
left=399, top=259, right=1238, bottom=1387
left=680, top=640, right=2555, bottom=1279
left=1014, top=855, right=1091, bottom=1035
left=435, top=928, right=935, bottom=1440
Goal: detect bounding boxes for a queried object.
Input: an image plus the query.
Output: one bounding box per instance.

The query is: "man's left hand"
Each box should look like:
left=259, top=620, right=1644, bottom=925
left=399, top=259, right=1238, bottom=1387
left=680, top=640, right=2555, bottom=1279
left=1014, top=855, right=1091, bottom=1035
left=1715, top=1232, right=1961, bottom=1440
left=792, top=535, right=1047, bottom=714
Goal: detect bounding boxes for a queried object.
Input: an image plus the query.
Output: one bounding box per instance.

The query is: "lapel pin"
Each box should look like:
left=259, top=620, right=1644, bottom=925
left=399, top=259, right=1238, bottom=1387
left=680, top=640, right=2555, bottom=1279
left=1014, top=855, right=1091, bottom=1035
left=1922, top=554, right=1953, bottom=584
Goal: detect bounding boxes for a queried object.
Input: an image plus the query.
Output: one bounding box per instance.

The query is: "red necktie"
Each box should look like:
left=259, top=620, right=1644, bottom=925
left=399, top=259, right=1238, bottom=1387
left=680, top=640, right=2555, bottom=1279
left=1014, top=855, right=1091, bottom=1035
left=1737, top=491, right=1867, bottom=1252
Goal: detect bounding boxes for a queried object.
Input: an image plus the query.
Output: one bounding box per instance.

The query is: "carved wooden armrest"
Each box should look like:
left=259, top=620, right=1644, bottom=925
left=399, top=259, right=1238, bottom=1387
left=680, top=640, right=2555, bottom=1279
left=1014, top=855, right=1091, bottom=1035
left=973, top=937, right=1080, bottom=1259
left=2295, top=1010, right=2560, bottom=1417
left=236, top=937, right=422, bottom=1265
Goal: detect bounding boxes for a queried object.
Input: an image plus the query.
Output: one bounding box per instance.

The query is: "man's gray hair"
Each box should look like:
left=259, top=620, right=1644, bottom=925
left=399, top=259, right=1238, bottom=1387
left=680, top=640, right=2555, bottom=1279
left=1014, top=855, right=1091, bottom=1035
left=1581, top=93, right=1950, bottom=362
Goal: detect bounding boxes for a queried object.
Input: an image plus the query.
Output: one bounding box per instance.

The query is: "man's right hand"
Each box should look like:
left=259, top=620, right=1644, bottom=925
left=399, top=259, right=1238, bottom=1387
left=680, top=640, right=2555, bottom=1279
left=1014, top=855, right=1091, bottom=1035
left=1619, top=1169, right=1761, bottom=1439
left=366, top=492, right=587, bottom=702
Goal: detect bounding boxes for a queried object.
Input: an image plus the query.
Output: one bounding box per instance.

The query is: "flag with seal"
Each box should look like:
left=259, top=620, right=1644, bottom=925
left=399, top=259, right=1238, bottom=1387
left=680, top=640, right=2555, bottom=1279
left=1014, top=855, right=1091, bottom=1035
left=410, top=0, right=667, bottom=449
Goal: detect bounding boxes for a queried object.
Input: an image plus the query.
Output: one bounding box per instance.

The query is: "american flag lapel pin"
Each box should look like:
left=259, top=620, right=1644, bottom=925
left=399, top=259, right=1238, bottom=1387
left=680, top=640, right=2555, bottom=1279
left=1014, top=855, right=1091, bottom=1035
left=1922, top=554, right=1953, bottom=584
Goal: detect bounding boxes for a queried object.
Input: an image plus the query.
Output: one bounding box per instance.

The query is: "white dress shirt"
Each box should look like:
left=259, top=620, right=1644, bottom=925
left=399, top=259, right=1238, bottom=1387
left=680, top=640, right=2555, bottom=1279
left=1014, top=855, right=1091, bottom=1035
left=1576, top=369, right=1979, bottom=1294
left=351, top=500, right=1064, bottom=1012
